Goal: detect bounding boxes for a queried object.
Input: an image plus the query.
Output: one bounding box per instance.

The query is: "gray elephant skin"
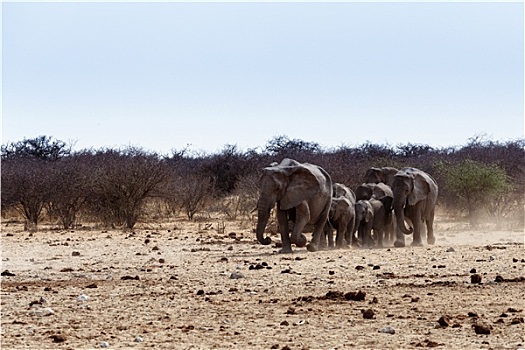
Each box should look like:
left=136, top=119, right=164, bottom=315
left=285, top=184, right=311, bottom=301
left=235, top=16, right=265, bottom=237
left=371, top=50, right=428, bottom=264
left=364, top=167, right=399, bottom=187
left=255, top=158, right=332, bottom=253
left=355, top=196, right=393, bottom=248
left=355, top=182, right=395, bottom=244
left=392, top=167, right=438, bottom=247
left=325, top=183, right=356, bottom=248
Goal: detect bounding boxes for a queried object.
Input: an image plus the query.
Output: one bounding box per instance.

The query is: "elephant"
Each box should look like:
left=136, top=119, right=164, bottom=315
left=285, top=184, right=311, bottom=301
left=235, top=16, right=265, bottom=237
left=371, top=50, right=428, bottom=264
left=364, top=167, right=399, bottom=187
left=354, top=196, right=393, bottom=248
left=255, top=158, right=332, bottom=253
left=391, top=167, right=438, bottom=247
left=355, top=182, right=395, bottom=244
left=324, top=183, right=356, bottom=248
left=355, top=182, right=393, bottom=201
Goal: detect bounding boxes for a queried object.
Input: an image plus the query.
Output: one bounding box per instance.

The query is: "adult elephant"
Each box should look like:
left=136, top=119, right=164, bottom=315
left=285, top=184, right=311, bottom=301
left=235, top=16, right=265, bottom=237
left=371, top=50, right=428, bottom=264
left=325, top=183, right=356, bottom=248
left=364, top=167, right=399, bottom=187
left=391, top=167, right=438, bottom=247
left=255, top=158, right=332, bottom=253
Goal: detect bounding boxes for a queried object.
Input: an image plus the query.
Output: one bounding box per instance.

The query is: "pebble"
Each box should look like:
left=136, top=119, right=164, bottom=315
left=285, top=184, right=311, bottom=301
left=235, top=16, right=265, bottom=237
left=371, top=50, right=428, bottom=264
left=77, top=294, right=90, bottom=302
left=230, top=271, right=244, bottom=279
left=100, top=341, right=110, bottom=348
left=379, top=326, right=395, bottom=334
left=446, top=247, right=455, bottom=252
left=29, top=307, right=54, bottom=316
left=134, top=336, right=144, bottom=343
left=361, top=309, right=375, bottom=319
left=470, top=274, right=482, bottom=284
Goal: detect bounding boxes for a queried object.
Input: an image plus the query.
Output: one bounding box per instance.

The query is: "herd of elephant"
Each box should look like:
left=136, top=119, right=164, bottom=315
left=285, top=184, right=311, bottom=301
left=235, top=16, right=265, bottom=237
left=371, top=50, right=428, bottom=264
left=255, top=158, right=439, bottom=253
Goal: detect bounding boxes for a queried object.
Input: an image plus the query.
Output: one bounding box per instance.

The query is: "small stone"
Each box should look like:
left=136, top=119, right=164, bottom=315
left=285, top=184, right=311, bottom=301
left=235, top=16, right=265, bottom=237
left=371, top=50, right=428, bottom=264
left=355, top=265, right=365, bottom=270
left=100, top=341, right=110, bottom=348
left=230, top=271, right=244, bottom=279
left=1, top=270, right=16, bottom=276
left=280, top=320, right=289, bottom=326
left=159, top=258, right=165, bottom=264
left=471, top=274, right=482, bottom=284
left=438, top=315, right=451, bottom=327
left=468, top=312, right=478, bottom=318
left=494, top=275, right=504, bottom=282
left=76, top=294, right=89, bottom=302
left=470, top=268, right=477, bottom=273
left=345, top=290, right=366, bottom=301
left=329, top=270, right=335, bottom=275
left=473, top=323, right=491, bottom=335
left=379, top=326, right=395, bottom=334
left=134, top=336, right=144, bottom=343
left=196, top=289, right=205, bottom=296
left=361, top=309, right=375, bottom=319
left=29, top=307, right=54, bottom=316
left=373, top=265, right=380, bottom=270
left=50, top=334, right=67, bottom=343
left=286, top=307, right=296, bottom=315
left=446, top=247, right=455, bottom=252
left=152, top=246, right=160, bottom=251
left=85, top=283, right=98, bottom=289
left=511, top=317, right=524, bottom=325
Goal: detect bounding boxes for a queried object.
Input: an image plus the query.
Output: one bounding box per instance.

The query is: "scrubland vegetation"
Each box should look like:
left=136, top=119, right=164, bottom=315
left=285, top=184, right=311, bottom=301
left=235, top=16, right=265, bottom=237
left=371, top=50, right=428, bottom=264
left=1, top=135, right=523, bottom=231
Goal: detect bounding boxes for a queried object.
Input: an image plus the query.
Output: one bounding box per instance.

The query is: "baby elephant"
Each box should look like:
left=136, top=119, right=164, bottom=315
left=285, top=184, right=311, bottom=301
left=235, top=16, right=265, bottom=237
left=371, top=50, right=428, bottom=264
left=354, top=196, right=393, bottom=248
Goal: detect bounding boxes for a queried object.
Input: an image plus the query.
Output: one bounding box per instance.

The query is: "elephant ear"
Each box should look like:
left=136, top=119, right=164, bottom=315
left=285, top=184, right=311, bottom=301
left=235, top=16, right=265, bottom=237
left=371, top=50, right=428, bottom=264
left=380, top=196, right=394, bottom=213
left=280, top=166, right=321, bottom=210
left=408, top=172, right=430, bottom=206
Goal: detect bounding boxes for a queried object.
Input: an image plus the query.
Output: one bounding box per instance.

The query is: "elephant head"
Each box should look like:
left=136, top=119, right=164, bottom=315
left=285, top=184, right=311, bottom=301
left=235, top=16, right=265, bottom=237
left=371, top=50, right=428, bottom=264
left=364, top=167, right=399, bottom=187
left=391, top=168, right=433, bottom=235
left=355, top=200, right=373, bottom=227
left=255, top=161, right=322, bottom=246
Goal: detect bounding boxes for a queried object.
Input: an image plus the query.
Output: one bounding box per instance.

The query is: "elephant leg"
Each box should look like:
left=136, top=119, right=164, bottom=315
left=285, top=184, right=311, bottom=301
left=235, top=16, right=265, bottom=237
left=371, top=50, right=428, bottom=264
left=290, top=202, right=309, bottom=248
left=321, top=222, right=333, bottom=249
left=376, top=227, right=384, bottom=248
left=277, top=209, right=293, bottom=253
left=411, top=209, right=424, bottom=247
left=393, top=222, right=405, bottom=247
left=426, top=209, right=436, bottom=245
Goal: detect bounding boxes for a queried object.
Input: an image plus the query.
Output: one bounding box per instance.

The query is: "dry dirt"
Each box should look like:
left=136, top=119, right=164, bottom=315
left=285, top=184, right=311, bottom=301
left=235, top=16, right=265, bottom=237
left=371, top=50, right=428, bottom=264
left=1, top=217, right=524, bottom=350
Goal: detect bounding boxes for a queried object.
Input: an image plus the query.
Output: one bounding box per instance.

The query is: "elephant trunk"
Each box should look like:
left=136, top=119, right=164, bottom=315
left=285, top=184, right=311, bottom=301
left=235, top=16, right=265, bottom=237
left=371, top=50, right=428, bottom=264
left=255, top=198, right=273, bottom=245
left=394, top=195, right=413, bottom=235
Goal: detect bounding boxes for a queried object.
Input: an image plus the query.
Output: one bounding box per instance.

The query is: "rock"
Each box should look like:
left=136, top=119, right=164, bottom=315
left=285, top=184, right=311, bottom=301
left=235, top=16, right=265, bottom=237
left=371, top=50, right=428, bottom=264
left=345, top=290, right=366, bottom=301
left=438, top=315, right=451, bottom=327
left=71, top=251, right=81, bottom=256
left=511, top=317, right=524, bottom=325
left=134, top=336, right=144, bottom=342
left=1, top=270, right=16, bottom=276
left=470, top=268, right=477, bottom=273
left=379, top=326, right=395, bottom=334
left=230, top=271, right=244, bottom=279
left=446, top=247, right=455, bottom=252
left=159, top=258, right=165, bottom=264
left=468, top=311, right=479, bottom=318
left=280, top=320, right=289, bottom=326
left=29, top=307, right=54, bottom=316
left=494, top=275, right=504, bottom=282
left=121, top=275, right=140, bottom=280
left=362, top=309, right=375, bottom=319
left=100, top=341, right=110, bottom=348
left=355, top=265, right=365, bottom=271
left=196, top=289, right=205, bottom=296
left=473, top=323, right=492, bottom=334
left=50, top=334, right=67, bottom=343
left=470, top=274, right=482, bottom=284
left=85, top=283, right=98, bottom=289
left=77, top=294, right=90, bottom=302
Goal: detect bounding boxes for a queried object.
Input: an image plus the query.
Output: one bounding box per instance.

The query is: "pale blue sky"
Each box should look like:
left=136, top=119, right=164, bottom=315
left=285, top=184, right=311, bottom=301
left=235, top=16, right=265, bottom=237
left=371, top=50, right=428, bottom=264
left=3, top=2, right=524, bottom=154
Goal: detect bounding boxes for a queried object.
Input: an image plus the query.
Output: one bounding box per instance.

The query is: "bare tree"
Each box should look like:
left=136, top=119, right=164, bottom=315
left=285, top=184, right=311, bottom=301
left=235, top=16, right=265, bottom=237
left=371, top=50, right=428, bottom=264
left=85, top=148, right=168, bottom=229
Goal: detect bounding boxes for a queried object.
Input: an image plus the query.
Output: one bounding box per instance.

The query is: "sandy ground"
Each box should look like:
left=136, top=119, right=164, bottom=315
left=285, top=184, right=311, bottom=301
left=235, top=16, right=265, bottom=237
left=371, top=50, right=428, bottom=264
left=1, top=217, right=524, bottom=350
